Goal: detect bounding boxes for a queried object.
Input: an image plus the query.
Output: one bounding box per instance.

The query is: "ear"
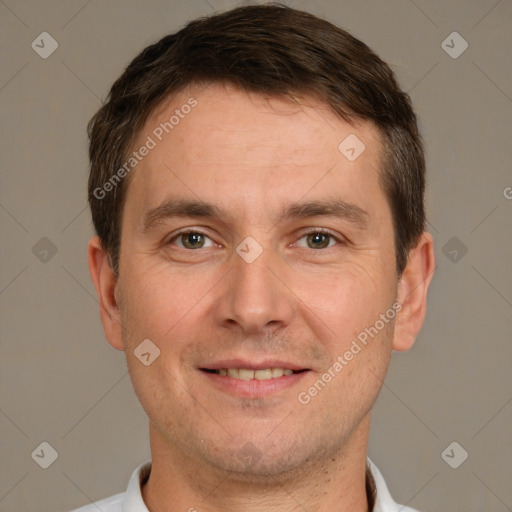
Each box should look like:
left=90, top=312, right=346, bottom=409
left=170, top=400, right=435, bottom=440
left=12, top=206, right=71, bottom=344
left=393, top=232, right=435, bottom=351
left=88, top=236, right=124, bottom=351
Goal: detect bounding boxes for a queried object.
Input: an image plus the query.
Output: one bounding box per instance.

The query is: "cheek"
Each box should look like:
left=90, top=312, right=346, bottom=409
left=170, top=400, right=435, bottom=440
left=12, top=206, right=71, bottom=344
left=120, top=259, right=206, bottom=341
left=294, top=257, right=396, bottom=343
left=118, top=266, right=203, bottom=413
left=126, top=355, right=200, bottom=445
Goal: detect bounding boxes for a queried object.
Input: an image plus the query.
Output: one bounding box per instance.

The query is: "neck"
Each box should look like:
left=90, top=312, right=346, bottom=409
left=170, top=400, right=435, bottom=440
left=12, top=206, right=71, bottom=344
left=141, top=415, right=374, bottom=512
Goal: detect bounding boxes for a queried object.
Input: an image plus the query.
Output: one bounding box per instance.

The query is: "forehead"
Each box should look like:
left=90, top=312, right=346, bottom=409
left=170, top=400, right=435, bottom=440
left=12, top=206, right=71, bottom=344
left=147, top=83, right=381, bottom=156
left=123, top=83, right=386, bottom=225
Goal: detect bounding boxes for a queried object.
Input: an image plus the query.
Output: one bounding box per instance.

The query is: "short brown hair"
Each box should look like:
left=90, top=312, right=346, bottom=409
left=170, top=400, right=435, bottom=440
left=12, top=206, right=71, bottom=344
left=88, top=3, right=425, bottom=276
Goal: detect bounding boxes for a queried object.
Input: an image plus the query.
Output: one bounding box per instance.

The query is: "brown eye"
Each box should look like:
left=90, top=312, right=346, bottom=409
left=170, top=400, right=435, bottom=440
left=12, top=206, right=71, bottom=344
left=169, top=231, right=214, bottom=250
left=306, top=232, right=332, bottom=249
left=181, top=232, right=205, bottom=249
left=296, top=230, right=342, bottom=250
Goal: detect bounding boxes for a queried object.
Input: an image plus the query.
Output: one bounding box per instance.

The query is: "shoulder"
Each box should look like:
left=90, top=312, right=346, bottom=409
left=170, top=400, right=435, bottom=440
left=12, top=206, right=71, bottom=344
left=67, top=492, right=124, bottom=512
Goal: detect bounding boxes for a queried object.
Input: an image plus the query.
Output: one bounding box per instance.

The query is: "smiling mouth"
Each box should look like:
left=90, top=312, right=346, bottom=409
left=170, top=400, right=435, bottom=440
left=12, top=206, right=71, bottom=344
left=201, top=368, right=308, bottom=380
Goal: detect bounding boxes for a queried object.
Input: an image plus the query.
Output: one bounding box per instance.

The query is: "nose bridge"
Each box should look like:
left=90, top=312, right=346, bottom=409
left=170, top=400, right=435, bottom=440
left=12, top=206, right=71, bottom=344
left=213, top=240, right=294, bottom=334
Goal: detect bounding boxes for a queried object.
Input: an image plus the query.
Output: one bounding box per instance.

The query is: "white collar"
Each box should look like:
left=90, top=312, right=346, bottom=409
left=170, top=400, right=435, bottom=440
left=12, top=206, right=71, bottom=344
left=366, top=458, right=419, bottom=512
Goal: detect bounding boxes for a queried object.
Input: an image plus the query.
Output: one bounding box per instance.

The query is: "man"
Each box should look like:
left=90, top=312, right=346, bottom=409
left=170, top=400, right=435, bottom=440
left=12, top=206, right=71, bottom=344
left=78, top=4, right=435, bottom=511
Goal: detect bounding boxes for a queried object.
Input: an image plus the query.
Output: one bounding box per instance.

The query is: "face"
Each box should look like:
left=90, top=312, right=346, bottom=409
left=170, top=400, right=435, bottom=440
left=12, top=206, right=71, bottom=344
left=109, top=83, right=401, bottom=478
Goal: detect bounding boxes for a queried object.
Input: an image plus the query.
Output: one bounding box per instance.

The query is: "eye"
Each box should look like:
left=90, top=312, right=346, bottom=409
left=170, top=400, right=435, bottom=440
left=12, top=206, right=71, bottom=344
left=166, top=229, right=343, bottom=251
left=168, top=230, right=215, bottom=250
left=295, top=229, right=343, bottom=250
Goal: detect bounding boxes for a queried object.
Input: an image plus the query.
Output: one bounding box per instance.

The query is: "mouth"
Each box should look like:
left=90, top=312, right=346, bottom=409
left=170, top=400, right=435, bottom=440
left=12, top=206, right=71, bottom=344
left=201, top=367, right=308, bottom=380
left=199, top=360, right=310, bottom=398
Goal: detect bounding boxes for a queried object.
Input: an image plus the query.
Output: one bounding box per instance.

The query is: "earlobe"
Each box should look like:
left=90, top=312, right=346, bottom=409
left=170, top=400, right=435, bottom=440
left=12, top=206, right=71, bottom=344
left=87, top=236, right=125, bottom=351
left=393, top=232, right=435, bottom=352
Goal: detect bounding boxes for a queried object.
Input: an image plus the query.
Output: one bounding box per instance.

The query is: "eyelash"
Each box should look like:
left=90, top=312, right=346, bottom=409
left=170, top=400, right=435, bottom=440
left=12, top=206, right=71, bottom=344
left=166, top=228, right=345, bottom=250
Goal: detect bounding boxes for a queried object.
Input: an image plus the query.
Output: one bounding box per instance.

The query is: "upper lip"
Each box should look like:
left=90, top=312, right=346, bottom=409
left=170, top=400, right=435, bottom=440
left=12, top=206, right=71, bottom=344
left=200, top=358, right=309, bottom=371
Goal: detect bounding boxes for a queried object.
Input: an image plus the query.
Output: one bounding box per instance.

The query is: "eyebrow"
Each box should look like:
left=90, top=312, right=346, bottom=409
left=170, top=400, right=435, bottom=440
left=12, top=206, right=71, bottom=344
left=142, top=198, right=369, bottom=233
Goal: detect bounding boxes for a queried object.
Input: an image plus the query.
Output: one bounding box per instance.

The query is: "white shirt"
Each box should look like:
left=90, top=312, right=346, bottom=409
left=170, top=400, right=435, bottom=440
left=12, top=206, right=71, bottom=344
left=69, top=458, right=419, bottom=512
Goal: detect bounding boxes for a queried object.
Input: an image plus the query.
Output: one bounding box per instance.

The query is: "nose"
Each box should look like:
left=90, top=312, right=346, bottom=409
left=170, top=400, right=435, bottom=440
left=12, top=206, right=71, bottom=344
left=212, top=244, right=295, bottom=335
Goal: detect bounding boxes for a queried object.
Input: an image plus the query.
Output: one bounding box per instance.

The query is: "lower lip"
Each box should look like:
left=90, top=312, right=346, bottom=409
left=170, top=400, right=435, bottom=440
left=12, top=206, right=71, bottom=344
left=200, top=370, right=310, bottom=398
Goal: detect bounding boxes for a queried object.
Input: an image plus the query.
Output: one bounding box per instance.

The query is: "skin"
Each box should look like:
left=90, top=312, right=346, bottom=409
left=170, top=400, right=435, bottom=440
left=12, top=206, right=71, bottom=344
left=89, top=83, right=435, bottom=512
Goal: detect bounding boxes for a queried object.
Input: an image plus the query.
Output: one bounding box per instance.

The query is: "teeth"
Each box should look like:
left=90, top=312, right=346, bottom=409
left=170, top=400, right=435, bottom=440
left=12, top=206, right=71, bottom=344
left=255, top=369, right=272, bottom=380
left=238, top=369, right=254, bottom=380
left=215, top=368, right=297, bottom=380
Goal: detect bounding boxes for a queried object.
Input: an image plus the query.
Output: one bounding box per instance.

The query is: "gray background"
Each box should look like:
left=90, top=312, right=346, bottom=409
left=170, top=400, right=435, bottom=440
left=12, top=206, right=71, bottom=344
left=0, top=1, right=511, bottom=511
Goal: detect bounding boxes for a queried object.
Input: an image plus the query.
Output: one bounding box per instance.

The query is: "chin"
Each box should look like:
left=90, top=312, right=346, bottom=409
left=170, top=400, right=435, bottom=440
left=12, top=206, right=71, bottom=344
left=197, top=433, right=339, bottom=485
